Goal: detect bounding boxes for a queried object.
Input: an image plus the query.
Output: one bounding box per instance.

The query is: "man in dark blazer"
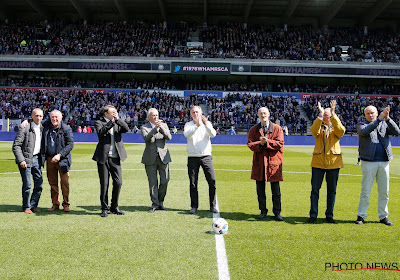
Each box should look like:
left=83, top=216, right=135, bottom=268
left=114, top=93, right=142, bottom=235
left=41, top=110, right=74, bottom=212
left=92, top=105, right=128, bottom=217
left=141, top=108, right=172, bottom=213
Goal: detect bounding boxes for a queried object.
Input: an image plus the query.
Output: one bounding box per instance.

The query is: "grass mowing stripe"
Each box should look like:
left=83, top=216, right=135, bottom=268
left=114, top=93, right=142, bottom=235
left=213, top=197, right=230, bottom=280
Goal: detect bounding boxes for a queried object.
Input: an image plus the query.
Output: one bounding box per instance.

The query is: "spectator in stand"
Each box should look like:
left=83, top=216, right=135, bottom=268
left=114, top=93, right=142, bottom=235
left=228, top=126, right=236, bottom=135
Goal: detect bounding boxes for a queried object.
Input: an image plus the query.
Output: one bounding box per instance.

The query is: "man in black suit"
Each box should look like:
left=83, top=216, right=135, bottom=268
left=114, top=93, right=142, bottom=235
left=92, top=105, right=128, bottom=217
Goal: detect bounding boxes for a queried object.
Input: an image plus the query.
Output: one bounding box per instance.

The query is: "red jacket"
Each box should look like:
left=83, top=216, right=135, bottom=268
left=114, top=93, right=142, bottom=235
left=247, top=122, right=284, bottom=182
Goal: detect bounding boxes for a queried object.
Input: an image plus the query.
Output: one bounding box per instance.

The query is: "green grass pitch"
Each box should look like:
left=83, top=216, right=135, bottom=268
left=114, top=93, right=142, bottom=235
left=0, top=142, right=400, bottom=279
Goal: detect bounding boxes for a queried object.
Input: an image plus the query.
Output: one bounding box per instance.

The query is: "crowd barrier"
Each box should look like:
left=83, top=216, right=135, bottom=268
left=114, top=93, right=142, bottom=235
left=2, top=132, right=400, bottom=147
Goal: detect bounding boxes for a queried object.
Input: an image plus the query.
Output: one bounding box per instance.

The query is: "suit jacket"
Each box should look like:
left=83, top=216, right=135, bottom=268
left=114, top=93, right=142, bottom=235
left=140, top=122, right=172, bottom=165
left=92, top=118, right=129, bottom=164
left=12, top=121, right=43, bottom=167
left=247, top=122, right=284, bottom=182
left=357, top=117, right=400, bottom=161
left=41, top=121, right=74, bottom=173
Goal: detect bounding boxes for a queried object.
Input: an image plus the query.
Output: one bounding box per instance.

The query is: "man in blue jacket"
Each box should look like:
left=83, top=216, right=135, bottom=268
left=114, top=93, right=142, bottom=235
left=42, top=110, right=74, bottom=212
left=356, top=105, right=400, bottom=226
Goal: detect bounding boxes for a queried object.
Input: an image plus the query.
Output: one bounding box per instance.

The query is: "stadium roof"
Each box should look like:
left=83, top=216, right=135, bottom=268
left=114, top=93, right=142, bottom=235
left=1, top=0, right=399, bottom=27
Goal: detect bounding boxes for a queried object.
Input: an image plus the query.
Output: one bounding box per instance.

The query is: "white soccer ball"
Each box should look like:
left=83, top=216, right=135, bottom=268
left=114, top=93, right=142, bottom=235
left=212, top=218, right=228, bottom=234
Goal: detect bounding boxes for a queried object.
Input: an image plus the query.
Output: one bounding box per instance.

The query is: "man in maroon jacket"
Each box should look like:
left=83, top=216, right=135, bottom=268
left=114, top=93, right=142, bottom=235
left=247, top=107, right=284, bottom=221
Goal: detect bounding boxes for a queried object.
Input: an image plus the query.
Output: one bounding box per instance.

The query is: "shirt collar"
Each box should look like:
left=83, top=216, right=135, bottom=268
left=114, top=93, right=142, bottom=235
left=32, top=122, right=40, bottom=129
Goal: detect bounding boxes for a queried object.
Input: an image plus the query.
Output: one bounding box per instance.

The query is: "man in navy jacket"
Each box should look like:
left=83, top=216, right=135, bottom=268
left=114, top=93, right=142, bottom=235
left=42, top=110, right=74, bottom=212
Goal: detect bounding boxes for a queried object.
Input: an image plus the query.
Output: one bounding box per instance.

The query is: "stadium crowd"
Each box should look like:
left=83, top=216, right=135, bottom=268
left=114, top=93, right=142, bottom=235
left=0, top=20, right=399, bottom=62
left=2, top=86, right=400, bottom=135
left=3, top=77, right=400, bottom=96
left=0, top=87, right=305, bottom=134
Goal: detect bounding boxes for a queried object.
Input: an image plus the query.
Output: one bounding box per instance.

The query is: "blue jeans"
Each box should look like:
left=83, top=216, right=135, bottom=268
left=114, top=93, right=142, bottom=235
left=310, top=167, right=339, bottom=218
left=18, top=155, right=43, bottom=210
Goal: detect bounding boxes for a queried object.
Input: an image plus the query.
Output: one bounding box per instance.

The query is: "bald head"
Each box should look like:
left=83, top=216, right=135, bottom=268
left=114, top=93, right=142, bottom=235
left=31, top=108, right=43, bottom=126
left=258, top=107, right=270, bottom=125
left=364, top=106, right=378, bottom=122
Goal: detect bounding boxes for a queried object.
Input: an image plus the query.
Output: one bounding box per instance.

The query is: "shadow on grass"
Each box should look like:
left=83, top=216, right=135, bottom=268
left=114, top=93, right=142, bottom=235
left=0, top=204, right=98, bottom=216
left=218, top=212, right=358, bottom=225
left=0, top=205, right=364, bottom=224
left=0, top=205, right=22, bottom=212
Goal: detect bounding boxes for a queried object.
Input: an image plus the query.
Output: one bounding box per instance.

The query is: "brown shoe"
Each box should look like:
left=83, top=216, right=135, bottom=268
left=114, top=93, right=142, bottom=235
left=24, top=209, right=33, bottom=214
left=63, top=206, right=70, bottom=212
left=47, top=205, right=59, bottom=212
left=31, top=208, right=41, bottom=213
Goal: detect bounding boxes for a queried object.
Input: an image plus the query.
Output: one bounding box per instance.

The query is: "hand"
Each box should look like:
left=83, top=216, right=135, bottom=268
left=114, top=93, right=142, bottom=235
left=330, top=100, right=336, bottom=114
left=51, top=154, right=61, bottom=163
left=112, top=110, right=119, bottom=120
left=155, top=119, right=163, bottom=128
left=384, top=106, right=390, bottom=120
left=201, top=115, right=208, bottom=126
left=260, top=136, right=267, bottom=145
left=20, top=161, right=27, bottom=169
left=21, top=120, right=29, bottom=129
left=317, top=102, right=324, bottom=115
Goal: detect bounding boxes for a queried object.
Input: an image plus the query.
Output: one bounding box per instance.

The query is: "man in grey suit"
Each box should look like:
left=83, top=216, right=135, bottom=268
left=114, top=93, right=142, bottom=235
left=141, top=108, right=172, bottom=213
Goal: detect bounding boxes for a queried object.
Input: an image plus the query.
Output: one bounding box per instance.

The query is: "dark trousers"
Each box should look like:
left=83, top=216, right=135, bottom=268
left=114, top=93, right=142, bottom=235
left=188, top=156, right=217, bottom=209
left=145, top=156, right=170, bottom=208
left=19, top=155, right=43, bottom=210
left=97, top=157, right=122, bottom=211
left=256, top=181, right=281, bottom=215
left=310, top=167, right=339, bottom=218
left=47, top=157, right=69, bottom=207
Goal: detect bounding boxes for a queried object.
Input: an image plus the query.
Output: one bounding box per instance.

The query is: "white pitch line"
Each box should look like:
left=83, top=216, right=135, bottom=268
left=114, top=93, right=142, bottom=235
left=213, top=197, right=230, bottom=280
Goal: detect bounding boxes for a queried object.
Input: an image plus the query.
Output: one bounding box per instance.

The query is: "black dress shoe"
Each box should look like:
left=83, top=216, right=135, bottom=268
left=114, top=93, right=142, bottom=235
left=100, top=210, right=108, bottom=217
left=308, top=217, right=317, bottom=224
left=189, top=208, right=197, bottom=214
left=355, top=216, right=364, bottom=225
left=110, top=207, right=125, bottom=215
left=326, top=217, right=336, bottom=224
left=210, top=207, right=219, bottom=213
left=274, top=214, right=284, bottom=221
left=158, top=205, right=167, bottom=211
left=257, top=212, right=267, bottom=220
left=148, top=207, right=156, bottom=213
left=380, top=217, right=393, bottom=226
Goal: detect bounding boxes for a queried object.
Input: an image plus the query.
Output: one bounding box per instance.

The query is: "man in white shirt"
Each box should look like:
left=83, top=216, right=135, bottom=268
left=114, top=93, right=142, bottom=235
left=12, top=108, right=44, bottom=214
left=184, top=106, right=218, bottom=214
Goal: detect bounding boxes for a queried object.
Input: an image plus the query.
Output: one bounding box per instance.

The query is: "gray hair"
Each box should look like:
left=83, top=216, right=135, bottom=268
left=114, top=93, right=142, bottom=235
left=147, top=108, right=159, bottom=118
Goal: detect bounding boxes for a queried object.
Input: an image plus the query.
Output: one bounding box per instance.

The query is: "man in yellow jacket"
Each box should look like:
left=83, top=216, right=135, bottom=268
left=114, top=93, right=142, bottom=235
left=308, top=100, right=345, bottom=224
